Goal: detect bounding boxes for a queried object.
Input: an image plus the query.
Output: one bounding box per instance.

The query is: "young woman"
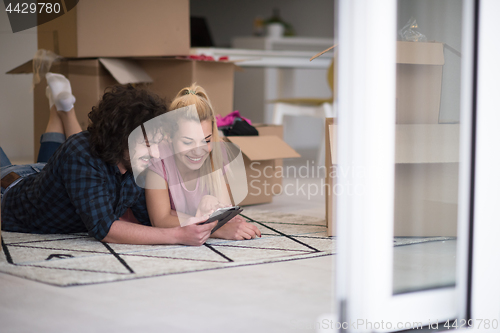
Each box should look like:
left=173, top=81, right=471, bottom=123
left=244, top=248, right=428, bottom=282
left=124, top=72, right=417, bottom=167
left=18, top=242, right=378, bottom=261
left=143, top=85, right=261, bottom=240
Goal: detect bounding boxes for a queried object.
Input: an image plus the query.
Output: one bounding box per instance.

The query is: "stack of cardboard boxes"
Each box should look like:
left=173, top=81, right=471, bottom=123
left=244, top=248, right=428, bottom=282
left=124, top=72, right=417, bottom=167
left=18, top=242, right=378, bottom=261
left=7, top=0, right=298, bottom=206
left=325, top=41, right=459, bottom=237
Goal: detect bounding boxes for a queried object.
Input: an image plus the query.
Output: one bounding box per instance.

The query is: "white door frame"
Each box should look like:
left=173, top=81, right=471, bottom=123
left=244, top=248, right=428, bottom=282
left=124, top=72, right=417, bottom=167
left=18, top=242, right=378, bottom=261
left=334, top=0, right=481, bottom=331
left=468, top=0, right=500, bottom=329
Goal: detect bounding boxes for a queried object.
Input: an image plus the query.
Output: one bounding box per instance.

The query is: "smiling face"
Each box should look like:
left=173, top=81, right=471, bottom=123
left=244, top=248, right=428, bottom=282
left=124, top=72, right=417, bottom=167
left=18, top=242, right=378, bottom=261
left=129, top=131, right=164, bottom=175
left=171, top=119, right=213, bottom=172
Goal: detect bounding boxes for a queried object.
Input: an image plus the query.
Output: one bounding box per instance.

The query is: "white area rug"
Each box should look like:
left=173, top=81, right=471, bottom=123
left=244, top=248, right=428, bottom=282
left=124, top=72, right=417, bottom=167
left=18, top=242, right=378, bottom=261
left=0, top=210, right=454, bottom=287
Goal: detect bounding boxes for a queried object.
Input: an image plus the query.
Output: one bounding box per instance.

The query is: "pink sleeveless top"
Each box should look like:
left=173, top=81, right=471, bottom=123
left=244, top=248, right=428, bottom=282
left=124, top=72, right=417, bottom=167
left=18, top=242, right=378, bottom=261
left=148, top=142, right=208, bottom=216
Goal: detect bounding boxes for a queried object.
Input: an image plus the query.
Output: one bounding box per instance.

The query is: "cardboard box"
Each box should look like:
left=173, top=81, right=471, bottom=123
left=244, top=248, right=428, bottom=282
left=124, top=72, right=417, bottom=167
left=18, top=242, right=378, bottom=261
left=396, top=41, right=445, bottom=124
left=8, top=57, right=236, bottom=159
left=325, top=118, right=335, bottom=236
left=38, top=0, right=190, bottom=58
left=136, top=58, right=236, bottom=117
left=319, top=43, right=450, bottom=236
left=394, top=124, right=459, bottom=236
left=225, top=136, right=300, bottom=206
left=9, top=58, right=152, bottom=158
left=252, top=124, right=285, bottom=189
left=394, top=163, right=458, bottom=237
left=326, top=121, right=460, bottom=237
left=312, top=42, right=444, bottom=124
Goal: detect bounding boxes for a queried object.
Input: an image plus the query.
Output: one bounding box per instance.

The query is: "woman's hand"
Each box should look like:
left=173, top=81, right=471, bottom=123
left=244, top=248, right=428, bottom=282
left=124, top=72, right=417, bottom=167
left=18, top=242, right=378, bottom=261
left=196, top=195, right=228, bottom=217
left=211, top=217, right=261, bottom=240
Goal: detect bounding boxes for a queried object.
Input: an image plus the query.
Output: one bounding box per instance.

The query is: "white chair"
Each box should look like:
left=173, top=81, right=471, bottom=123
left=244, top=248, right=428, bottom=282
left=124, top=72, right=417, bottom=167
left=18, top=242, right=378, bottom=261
left=270, top=60, right=336, bottom=166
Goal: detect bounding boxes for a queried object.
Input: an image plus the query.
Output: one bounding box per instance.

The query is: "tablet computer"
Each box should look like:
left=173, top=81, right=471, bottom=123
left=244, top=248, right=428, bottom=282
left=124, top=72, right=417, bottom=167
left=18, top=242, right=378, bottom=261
left=200, top=206, right=243, bottom=234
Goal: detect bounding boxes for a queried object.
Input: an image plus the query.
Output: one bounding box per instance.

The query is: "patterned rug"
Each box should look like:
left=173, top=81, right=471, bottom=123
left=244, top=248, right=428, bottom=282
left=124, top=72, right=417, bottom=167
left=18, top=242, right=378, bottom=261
left=0, top=210, right=454, bottom=287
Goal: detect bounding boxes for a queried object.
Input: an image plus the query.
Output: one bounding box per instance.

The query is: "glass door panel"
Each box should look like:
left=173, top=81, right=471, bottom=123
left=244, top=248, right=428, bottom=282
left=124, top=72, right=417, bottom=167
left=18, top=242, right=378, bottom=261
left=392, top=0, right=464, bottom=295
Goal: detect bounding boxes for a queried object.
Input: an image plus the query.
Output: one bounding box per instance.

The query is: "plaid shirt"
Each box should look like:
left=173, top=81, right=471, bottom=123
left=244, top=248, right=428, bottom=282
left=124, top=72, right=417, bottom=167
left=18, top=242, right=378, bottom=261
left=1, top=131, right=150, bottom=240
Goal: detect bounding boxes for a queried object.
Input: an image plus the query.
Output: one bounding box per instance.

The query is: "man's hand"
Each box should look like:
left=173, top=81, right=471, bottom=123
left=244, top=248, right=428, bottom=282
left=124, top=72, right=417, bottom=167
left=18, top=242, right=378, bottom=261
left=196, top=195, right=228, bottom=217
left=176, top=217, right=217, bottom=246
left=211, top=217, right=261, bottom=240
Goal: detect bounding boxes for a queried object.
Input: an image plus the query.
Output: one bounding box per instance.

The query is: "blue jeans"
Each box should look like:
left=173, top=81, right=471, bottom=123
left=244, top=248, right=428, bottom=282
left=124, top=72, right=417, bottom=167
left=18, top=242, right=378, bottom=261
left=1, top=132, right=66, bottom=202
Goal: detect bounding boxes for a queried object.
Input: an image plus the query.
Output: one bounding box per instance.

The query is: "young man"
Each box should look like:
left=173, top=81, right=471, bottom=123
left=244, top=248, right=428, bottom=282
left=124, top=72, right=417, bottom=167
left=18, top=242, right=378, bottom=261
left=1, top=76, right=215, bottom=245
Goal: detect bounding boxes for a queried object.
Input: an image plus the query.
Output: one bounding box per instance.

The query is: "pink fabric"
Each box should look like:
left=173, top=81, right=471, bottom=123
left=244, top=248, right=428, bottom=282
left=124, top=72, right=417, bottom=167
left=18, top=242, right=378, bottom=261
left=178, top=54, right=229, bottom=62
left=148, top=142, right=208, bottom=216
left=216, top=110, right=252, bottom=127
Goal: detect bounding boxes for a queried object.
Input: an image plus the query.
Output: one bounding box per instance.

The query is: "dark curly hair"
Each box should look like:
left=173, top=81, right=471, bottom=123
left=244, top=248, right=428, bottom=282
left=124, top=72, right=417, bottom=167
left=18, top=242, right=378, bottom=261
left=87, top=84, right=167, bottom=166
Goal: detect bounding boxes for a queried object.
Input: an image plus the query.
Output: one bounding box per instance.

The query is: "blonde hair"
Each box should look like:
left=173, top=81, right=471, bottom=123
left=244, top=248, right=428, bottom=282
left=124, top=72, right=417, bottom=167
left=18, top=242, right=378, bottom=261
left=169, top=84, right=226, bottom=199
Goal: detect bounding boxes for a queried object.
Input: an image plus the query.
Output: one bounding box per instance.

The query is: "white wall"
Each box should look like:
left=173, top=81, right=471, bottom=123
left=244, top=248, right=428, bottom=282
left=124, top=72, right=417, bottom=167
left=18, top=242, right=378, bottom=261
left=0, top=8, right=37, bottom=162
left=190, top=0, right=334, bottom=47
left=397, top=0, right=463, bottom=123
